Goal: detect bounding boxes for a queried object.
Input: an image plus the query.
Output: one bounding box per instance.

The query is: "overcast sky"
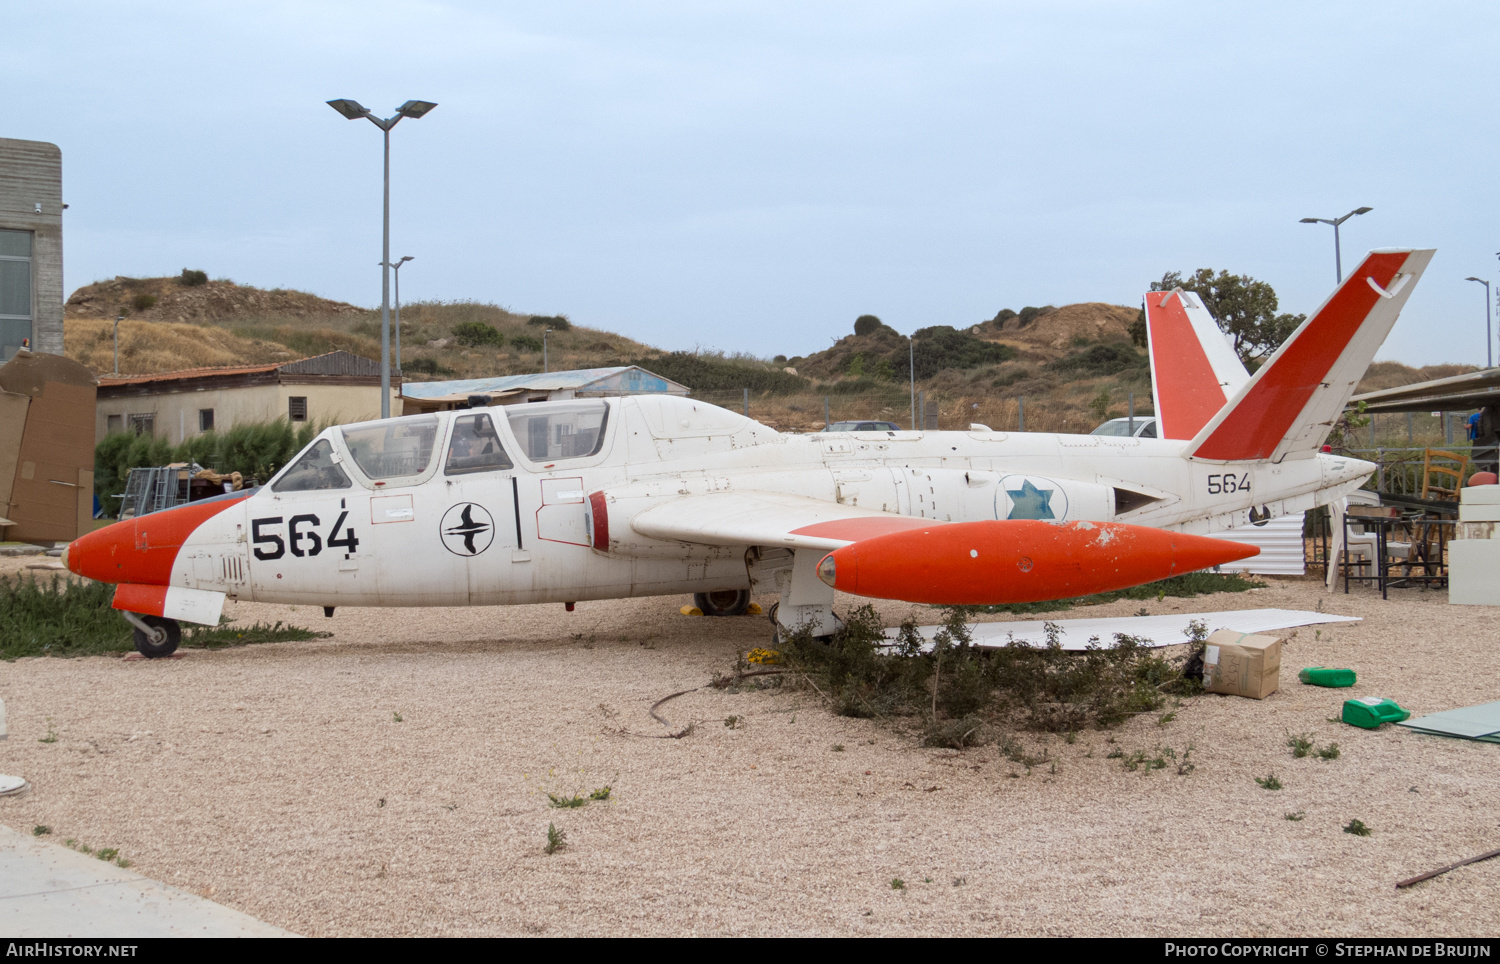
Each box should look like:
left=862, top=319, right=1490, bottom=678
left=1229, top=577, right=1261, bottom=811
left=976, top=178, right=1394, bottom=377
left=9, top=1, right=1499, bottom=366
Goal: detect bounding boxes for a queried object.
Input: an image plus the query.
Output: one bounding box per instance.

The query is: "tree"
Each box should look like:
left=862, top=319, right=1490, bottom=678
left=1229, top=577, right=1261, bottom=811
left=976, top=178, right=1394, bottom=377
left=1149, top=269, right=1304, bottom=364
left=854, top=314, right=882, bottom=337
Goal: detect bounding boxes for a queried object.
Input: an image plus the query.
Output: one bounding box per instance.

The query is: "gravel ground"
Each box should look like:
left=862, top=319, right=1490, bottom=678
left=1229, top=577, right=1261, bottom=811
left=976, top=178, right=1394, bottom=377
left=1, top=567, right=1497, bottom=937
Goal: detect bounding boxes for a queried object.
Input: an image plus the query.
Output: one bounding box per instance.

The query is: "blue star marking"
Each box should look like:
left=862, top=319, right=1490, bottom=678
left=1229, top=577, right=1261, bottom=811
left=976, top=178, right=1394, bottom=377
left=1006, top=479, right=1055, bottom=520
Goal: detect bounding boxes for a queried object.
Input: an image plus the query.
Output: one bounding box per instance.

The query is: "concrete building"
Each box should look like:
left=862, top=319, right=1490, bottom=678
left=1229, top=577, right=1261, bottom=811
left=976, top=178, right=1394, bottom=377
left=0, top=138, right=64, bottom=362
left=400, top=365, right=688, bottom=415
left=95, top=351, right=398, bottom=443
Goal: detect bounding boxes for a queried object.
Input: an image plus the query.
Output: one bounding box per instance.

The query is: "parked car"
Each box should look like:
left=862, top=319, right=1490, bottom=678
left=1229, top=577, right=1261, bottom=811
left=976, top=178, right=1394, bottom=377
left=1090, top=416, right=1158, bottom=438
left=821, top=420, right=901, bottom=432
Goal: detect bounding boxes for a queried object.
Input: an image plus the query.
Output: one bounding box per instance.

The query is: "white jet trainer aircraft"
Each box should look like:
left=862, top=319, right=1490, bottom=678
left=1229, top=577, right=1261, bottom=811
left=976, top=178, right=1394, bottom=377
left=66, top=249, right=1432, bottom=656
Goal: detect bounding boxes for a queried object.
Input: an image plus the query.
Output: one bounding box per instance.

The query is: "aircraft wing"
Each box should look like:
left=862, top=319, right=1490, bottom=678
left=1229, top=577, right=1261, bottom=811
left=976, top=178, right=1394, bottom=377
left=628, top=491, right=933, bottom=551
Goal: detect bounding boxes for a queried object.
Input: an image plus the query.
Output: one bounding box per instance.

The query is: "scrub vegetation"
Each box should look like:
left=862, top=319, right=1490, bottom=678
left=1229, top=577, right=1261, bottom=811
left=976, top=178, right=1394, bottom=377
left=0, top=575, right=328, bottom=660
left=774, top=605, right=1203, bottom=748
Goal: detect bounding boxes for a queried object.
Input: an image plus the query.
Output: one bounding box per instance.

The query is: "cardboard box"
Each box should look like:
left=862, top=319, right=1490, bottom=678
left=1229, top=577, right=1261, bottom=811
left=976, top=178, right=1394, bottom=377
left=1202, top=629, right=1282, bottom=699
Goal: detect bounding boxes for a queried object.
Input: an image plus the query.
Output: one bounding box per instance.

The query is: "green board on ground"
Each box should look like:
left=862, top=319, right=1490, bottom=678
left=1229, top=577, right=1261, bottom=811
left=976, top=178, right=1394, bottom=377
left=1396, top=700, right=1500, bottom=743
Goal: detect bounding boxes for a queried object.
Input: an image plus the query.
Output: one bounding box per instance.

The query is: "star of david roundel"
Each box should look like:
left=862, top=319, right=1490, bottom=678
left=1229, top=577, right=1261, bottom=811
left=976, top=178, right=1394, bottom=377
left=440, top=503, right=495, bottom=556
left=996, top=476, right=1068, bottom=521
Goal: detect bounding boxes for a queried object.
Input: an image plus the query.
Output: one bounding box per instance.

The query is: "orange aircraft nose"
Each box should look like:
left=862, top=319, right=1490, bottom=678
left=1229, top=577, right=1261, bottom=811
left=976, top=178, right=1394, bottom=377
left=817, top=519, right=1258, bottom=606
left=65, top=494, right=252, bottom=586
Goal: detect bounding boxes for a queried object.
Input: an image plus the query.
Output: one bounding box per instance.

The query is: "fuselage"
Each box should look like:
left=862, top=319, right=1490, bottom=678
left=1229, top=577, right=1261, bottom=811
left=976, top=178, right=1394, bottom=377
left=68, top=395, right=1372, bottom=610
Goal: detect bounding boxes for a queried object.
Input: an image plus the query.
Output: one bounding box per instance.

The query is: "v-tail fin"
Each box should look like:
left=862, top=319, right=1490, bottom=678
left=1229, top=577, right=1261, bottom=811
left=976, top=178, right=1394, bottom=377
left=1145, top=288, right=1250, bottom=440
left=1185, top=248, right=1435, bottom=463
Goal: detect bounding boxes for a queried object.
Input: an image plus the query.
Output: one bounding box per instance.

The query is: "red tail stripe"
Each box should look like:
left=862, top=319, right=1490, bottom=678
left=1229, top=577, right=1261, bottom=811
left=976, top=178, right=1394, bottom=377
left=1147, top=292, right=1226, bottom=440
left=1192, top=252, right=1407, bottom=461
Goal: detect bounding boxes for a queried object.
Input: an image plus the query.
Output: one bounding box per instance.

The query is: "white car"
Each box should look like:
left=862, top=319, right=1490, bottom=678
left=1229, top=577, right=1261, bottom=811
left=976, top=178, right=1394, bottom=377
left=1091, top=416, right=1158, bottom=438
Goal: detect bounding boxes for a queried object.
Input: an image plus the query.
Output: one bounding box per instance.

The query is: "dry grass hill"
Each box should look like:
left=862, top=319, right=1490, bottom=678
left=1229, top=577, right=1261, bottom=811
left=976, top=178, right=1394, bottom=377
left=62, top=273, right=1473, bottom=434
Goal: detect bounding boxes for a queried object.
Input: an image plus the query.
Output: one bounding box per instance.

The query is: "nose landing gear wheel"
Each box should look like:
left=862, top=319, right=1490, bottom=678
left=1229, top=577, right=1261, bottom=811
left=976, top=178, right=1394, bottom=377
left=693, top=589, right=751, bottom=617
left=132, top=615, right=181, bottom=658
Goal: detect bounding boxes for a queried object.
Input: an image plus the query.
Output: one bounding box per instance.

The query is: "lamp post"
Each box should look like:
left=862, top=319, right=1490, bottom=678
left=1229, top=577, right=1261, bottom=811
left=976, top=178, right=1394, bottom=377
left=1466, top=277, right=1492, bottom=369
left=543, top=329, right=553, bottom=373
left=327, top=98, right=437, bottom=418
left=908, top=333, right=916, bottom=430
left=113, top=315, right=123, bottom=375
left=387, top=255, right=413, bottom=374
left=1299, top=206, right=1372, bottom=283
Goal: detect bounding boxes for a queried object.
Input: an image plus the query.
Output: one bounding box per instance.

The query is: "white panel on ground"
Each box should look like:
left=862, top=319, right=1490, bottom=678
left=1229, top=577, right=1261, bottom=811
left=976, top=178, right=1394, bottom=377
left=1211, top=514, right=1307, bottom=576
left=883, top=607, right=1359, bottom=652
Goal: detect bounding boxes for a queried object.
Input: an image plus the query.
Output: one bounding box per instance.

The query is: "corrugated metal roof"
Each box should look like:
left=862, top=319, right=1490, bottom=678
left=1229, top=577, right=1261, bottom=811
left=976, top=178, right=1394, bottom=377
left=96, top=350, right=380, bottom=387
left=98, top=363, right=280, bottom=386
left=1351, top=367, right=1500, bottom=413
left=401, top=366, right=686, bottom=399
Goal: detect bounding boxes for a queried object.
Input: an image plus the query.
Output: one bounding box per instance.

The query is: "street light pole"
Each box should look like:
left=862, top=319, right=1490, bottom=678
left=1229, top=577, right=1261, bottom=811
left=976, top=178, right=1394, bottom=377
left=327, top=98, right=438, bottom=418
left=543, top=329, right=553, bottom=373
left=389, top=255, right=413, bottom=374
left=113, top=315, right=122, bottom=375
left=1466, top=277, right=1492, bottom=369
left=1299, top=206, right=1373, bottom=283
left=909, top=334, right=916, bottom=430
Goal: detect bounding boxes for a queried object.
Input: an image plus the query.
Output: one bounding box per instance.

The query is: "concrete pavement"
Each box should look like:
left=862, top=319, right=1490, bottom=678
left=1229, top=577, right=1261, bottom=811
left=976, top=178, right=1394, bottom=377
left=0, top=824, right=296, bottom=937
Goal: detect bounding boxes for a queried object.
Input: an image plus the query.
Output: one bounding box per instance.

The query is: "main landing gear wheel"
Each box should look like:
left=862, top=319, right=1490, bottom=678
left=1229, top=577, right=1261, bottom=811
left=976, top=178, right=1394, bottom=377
left=132, top=615, right=181, bottom=659
left=693, top=589, right=751, bottom=617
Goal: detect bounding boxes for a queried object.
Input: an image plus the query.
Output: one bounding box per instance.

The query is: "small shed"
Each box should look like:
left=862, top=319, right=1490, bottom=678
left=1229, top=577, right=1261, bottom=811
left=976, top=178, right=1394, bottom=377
left=95, top=350, right=399, bottom=442
left=400, top=365, right=688, bottom=415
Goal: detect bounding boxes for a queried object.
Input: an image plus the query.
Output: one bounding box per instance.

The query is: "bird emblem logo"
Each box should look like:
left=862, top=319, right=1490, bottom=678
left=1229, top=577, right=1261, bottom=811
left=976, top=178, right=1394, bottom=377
left=440, top=503, right=495, bottom=556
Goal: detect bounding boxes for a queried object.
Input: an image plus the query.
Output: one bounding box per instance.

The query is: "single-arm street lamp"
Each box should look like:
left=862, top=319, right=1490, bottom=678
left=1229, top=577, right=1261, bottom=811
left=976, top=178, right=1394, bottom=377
left=543, top=329, right=553, bottom=373
left=1466, top=277, right=1492, bottom=369
left=328, top=98, right=437, bottom=417
left=1299, top=206, right=1372, bottom=283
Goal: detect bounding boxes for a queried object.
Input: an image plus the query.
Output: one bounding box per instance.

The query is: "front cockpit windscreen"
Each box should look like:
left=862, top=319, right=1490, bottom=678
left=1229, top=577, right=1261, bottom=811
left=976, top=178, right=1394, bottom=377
left=272, top=439, right=352, bottom=492
left=340, top=416, right=440, bottom=480
left=445, top=413, right=515, bottom=475
left=506, top=400, right=610, bottom=462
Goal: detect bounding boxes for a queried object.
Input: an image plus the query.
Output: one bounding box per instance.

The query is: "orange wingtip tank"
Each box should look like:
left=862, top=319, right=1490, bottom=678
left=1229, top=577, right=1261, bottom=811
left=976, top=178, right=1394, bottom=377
left=815, top=519, right=1259, bottom=606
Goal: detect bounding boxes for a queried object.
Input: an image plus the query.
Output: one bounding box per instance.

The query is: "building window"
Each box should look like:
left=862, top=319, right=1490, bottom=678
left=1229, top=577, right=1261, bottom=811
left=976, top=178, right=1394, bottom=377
left=106, top=414, right=123, bottom=434
left=288, top=396, right=308, bottom=422
left=0, top=229, right=33, bottom=364
left=128, top=414, right=154, bottom=437
left=199, top=408, right=215, bottom=432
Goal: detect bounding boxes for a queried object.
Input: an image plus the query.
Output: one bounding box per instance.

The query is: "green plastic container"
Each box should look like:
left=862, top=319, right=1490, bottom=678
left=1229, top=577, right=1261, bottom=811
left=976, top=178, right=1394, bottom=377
left=1342, top=696, right=1410, bottom=729
left=1299, top=666, right=1357, bottom=688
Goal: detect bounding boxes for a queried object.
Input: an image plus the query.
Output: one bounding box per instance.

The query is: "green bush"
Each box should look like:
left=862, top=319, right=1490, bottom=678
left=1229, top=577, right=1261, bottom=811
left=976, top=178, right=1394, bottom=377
left=909, top=326, right=1015, bottom=379
left=632, top=351, right=809, bottom=394
left=0, top=575, right=327, bottom=659
left=401, top=357, right=454, bottom=378
left=511, top=334, right=543, bottom=353
left=177, top=269, right=208, bottom=287
left=1014, top=306, right=1056, bottom=328
left=451, top=321, right=505, bottom=348
left=854, top=314, right=882, bottom=337
left=528, top=315, right=571, bottom=331
left=992, top=308, right=1018, bottom=325
left=1046, top=343, right=1145, bottom=378
left=94, top=419, right=317, bottom=516
left=131, top=293, right=157, bottom=312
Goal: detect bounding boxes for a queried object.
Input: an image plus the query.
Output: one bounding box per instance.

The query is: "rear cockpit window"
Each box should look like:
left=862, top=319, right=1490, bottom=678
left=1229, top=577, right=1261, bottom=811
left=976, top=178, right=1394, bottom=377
left=445, top=413, right=514, bottom=475
left=340, top=416, right=440, bottom=480
left=506, top=401, right=610, bottom=462
left=272, top=439, right=351, bottom=492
